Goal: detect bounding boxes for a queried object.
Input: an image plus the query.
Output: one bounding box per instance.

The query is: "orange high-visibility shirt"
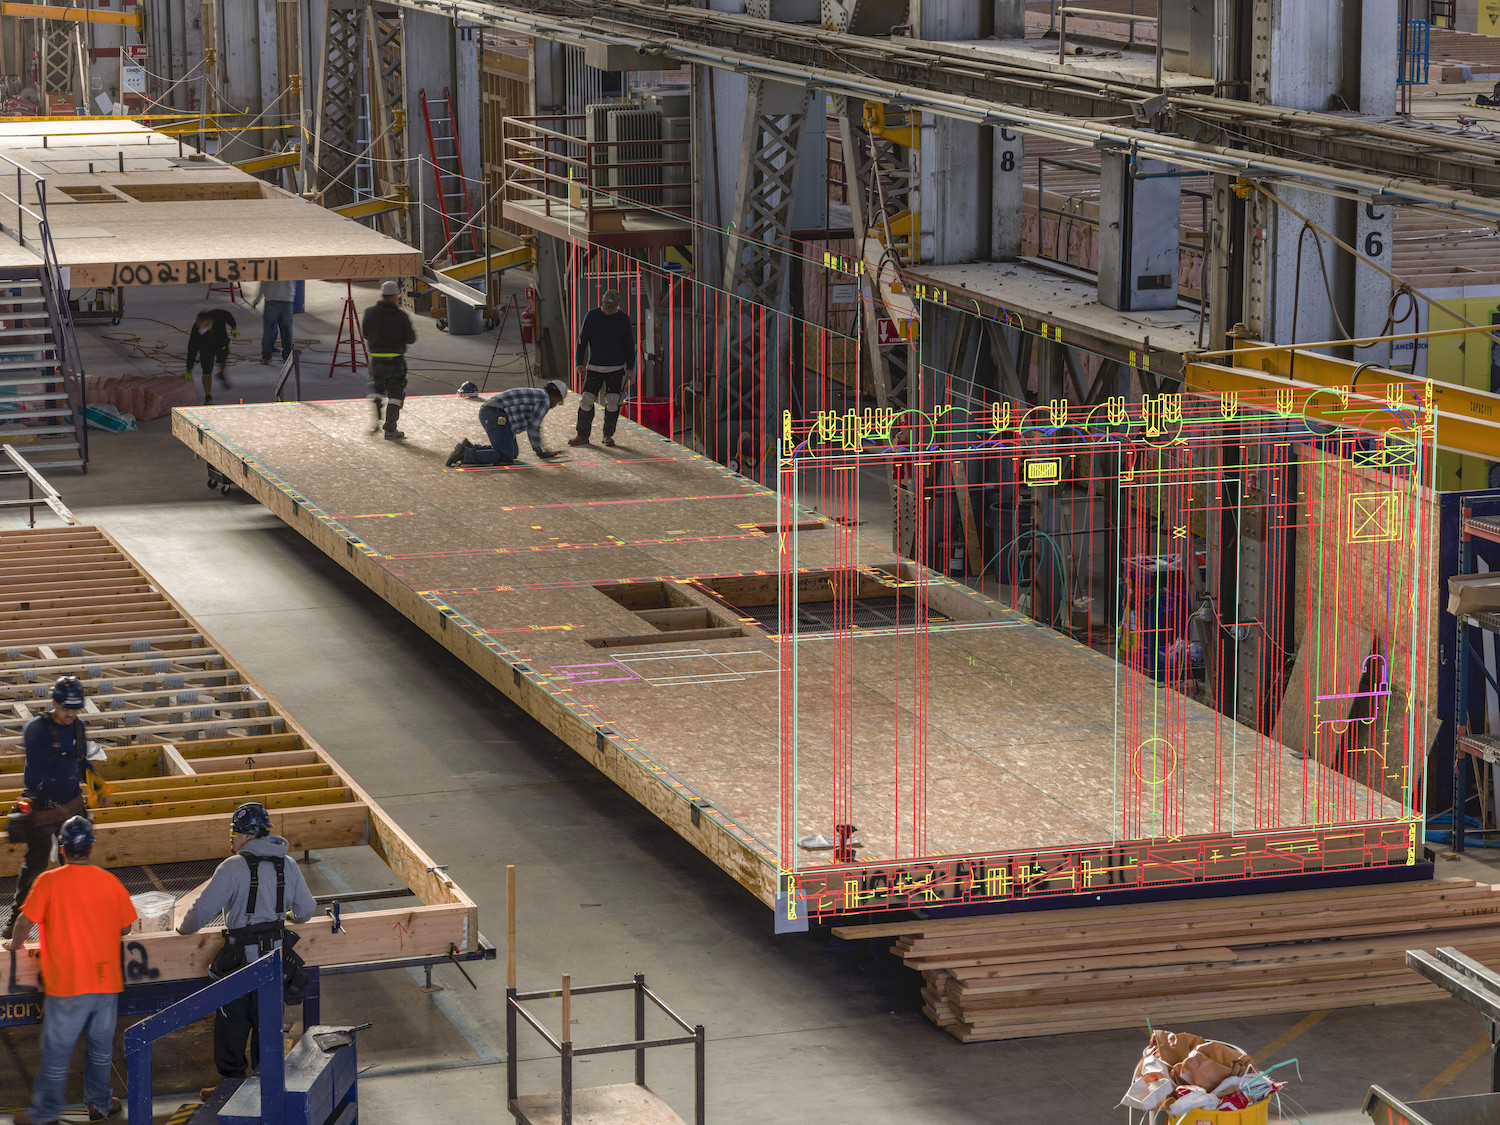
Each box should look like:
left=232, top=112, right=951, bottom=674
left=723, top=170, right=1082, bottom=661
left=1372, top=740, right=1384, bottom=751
left=22, top=863, right=137, bottom=997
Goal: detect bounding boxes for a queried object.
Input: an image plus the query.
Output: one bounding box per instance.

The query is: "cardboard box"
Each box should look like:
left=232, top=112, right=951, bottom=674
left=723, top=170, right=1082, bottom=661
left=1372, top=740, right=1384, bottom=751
left=1447, top=572, right=1500, bottom=617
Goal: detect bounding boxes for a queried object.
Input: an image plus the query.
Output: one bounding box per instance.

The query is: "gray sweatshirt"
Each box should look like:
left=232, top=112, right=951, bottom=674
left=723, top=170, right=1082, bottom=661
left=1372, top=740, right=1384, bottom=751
left=178, top=835, right=317, bottom=942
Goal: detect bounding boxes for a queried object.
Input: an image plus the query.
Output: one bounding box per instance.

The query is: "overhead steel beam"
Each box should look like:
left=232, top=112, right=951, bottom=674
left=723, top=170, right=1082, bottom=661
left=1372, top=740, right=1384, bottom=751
left=389, top=0, right=1500, bottom=218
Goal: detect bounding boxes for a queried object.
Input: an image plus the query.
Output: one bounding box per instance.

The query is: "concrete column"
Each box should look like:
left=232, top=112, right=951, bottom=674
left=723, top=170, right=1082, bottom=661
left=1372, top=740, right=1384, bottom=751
left=916, top=0, right=985, bottom=265
left=993, top=0, right=1025, bottom=37
left=1264, top=185, right=1339, bottom=347
left=455, top=24, right=482, bottom=238
left=1351, top=199, right=1395, bottom=367
left=401, top=7, right=457, bottom=260
left=531, top=39, right=571, bottom=384
left=1359, top=0, right=1399, bottom=115
left=992, top=127, right=1023, bottom=260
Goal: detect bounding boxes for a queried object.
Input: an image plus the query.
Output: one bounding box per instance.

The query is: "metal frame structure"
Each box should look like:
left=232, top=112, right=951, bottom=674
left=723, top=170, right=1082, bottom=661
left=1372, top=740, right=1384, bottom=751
left=505, top=971, right=706, bottom=1125
left=775, top=383, right=1433, bottom=920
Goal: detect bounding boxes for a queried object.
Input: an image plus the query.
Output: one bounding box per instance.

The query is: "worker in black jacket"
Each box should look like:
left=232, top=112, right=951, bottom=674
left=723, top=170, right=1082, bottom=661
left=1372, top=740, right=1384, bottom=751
left=568, top=291, right=636, bottom=448
left=361, top=280, right=417, bottom=441
left=184, top=308, right=238, bottom=405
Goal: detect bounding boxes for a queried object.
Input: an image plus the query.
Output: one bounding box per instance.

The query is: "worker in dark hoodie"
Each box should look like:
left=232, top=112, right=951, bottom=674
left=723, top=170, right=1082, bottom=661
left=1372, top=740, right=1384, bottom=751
left=361, top=279, right=417, bottom=441
left=176, top=802, right=317, bottom=1089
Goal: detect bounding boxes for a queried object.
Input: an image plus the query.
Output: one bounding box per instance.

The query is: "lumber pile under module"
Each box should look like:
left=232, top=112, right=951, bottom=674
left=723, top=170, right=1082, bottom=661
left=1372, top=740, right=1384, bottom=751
left=832, top=878, right=1500, bottom=1041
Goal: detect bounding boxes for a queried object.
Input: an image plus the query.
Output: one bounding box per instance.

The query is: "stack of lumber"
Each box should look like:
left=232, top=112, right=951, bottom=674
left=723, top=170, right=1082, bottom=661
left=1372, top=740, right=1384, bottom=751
left=832, top=878, right=1500, bottom=1041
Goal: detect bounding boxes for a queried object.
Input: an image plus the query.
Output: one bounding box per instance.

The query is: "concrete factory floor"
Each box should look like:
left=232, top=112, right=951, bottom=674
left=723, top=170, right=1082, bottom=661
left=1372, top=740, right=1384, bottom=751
left=2, top=279, right=1498, bottom=1124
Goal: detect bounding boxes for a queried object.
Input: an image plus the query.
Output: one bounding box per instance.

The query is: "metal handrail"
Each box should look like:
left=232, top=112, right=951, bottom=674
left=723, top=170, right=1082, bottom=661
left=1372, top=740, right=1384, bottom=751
left=123, top=949, right=287, bottom=1125
left=0, top=154, right=89, bottom=468
left=1057, top=4, right=1163, bottom=89
left=0, top=445, right=77, bottom=526
left=1030, top=156, right=1210, bottom=297
left=32, top=178, right=88, bottom=467
left=501, top=114, right=693, bottom=229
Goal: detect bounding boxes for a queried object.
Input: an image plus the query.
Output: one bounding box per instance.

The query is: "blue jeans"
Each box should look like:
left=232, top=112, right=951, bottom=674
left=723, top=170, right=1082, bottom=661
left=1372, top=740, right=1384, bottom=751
left=464, top=404, right=519, bottom=465
left=31, top=991, right=118, bottom=1122
left=261, top=300, right=294, bottom=361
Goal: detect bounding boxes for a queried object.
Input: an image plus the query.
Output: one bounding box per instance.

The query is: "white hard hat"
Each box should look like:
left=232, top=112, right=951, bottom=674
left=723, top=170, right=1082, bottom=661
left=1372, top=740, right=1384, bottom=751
left=545, top=379, right=568, bottom=399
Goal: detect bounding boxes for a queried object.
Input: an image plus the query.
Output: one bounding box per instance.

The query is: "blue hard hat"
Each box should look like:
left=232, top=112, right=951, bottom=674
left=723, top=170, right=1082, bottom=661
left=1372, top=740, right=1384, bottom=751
left=51, top=675, right=84, bottom=708
left=58, top=814, right=95, bottom=855
left=230, top=802, right=272, bottom=838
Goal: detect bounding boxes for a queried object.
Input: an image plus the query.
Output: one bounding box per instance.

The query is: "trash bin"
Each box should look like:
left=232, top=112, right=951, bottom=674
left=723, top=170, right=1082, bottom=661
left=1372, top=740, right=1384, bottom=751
left=626, top=395, right=671, bottom=436
left=446, top=299, right=481, bottom=336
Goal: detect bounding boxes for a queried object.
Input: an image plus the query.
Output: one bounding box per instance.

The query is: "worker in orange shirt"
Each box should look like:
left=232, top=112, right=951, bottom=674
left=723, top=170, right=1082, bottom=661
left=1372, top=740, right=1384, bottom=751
left=4, top=816, right=137, bottom=1125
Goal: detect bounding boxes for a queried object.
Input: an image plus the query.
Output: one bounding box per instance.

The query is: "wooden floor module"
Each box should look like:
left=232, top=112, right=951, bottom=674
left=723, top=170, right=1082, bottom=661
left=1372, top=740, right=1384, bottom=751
left=173, top=399, right=1410, bottom=917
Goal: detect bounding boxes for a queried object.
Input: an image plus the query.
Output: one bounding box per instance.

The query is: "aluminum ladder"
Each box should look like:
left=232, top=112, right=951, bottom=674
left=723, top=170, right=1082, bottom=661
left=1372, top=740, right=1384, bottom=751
left=419, top=87, right=476, bottom=262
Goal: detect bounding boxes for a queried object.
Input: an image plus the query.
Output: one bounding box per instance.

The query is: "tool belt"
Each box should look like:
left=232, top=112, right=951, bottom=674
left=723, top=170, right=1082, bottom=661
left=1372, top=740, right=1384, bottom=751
left=5, top=791, right=86, bottom=846
left=207, top=854, right=311, bottom=998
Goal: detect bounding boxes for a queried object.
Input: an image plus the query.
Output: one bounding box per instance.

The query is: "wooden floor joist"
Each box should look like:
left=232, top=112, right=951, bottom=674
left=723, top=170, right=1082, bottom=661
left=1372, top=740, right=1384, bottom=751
left=0, top=524, right=481, bottom=990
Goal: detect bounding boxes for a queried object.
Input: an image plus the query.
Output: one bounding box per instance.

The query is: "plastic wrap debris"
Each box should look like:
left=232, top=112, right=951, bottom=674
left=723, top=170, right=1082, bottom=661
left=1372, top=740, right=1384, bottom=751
left=1122, top=1028, right=1291, bottom=1119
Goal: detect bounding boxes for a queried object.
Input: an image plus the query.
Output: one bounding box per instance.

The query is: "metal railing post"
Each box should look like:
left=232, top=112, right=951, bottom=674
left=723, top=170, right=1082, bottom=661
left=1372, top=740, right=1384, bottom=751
left=633, top=972, right=646, bottom=1085
left=694, top=1024, right=706, bottom=1125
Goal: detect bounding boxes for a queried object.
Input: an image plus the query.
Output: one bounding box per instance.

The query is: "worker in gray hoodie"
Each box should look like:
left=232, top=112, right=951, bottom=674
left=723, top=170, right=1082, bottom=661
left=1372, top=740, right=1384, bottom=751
left=177, top=802, right=317, bottom=1087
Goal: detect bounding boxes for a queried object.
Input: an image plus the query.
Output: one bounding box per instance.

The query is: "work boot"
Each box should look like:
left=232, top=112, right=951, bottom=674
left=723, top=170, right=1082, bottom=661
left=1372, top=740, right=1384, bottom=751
left=567, top=435, right=590, bottom=446
left=445, top=442, right=466, bottom=468
left=88, top=1097, right=123, bottom=1120
left=603, top=436, right=617, bottom=447
left=574, top=407, right=595, bottom=441
left=383, top=430, right=406, bottom=441
left=369, top=400, right=383, bottom=434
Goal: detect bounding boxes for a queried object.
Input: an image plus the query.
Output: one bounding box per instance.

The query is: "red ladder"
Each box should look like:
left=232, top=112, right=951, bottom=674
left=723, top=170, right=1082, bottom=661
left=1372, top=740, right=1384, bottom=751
left=419, top=87, right=477, bottom=263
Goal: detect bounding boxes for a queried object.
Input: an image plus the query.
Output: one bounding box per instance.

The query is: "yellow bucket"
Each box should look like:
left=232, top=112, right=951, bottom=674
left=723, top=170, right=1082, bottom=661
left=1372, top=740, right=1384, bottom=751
left=1168, top=1100, right=1270, bottom=1125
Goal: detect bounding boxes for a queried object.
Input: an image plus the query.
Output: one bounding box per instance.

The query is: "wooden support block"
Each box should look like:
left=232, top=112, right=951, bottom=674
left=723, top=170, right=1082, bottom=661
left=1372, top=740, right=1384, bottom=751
left=160, top=742, right=194, bottom=776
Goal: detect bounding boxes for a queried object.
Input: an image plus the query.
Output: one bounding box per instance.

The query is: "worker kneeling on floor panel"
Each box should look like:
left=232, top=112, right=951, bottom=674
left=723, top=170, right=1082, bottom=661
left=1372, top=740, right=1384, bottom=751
left=176, top=802, right=317, bottom=1093
left=448, top=380, right=567, bottom=467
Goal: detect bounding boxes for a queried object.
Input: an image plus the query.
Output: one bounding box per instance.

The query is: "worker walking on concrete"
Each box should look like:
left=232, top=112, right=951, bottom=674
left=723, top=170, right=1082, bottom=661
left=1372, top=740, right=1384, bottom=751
left=250, top=279, right=297, bottom=365
left=569, top=291, right=636, bottom=448
left=176, top=802, right=316, bottom=1089
left=4, top=815, right=137, bottom=1125
left=5, top=676, right=110, bottom=941
left=184, top=308, right=238, bottom=405
left=362, top=280, right=417, bottom=441
left=447, top=381, right=567, bottom=466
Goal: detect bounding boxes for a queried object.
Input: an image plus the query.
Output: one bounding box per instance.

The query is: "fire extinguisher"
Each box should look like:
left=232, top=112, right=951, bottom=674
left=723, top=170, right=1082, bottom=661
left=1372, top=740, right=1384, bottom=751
left=520, top=284, right=539, bottom=344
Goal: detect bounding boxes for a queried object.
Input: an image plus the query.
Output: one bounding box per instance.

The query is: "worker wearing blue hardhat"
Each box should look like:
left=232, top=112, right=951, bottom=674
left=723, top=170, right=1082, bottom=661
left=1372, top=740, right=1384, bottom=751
left=178, top=802, right=317, bottom=1093
left=5, top=675, right=106, bottom=941
left=5, top=814, right=137, bottom=1125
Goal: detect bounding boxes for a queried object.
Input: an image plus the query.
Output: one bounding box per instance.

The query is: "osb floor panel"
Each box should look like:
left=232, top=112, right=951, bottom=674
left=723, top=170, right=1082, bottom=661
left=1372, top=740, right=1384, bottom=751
left=177, top=398, right=1401, bottom=879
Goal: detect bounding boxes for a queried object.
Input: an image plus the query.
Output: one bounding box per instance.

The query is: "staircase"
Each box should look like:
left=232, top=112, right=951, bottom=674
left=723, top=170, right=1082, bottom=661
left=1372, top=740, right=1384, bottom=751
left=0, top=271, right=87, bottom=471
